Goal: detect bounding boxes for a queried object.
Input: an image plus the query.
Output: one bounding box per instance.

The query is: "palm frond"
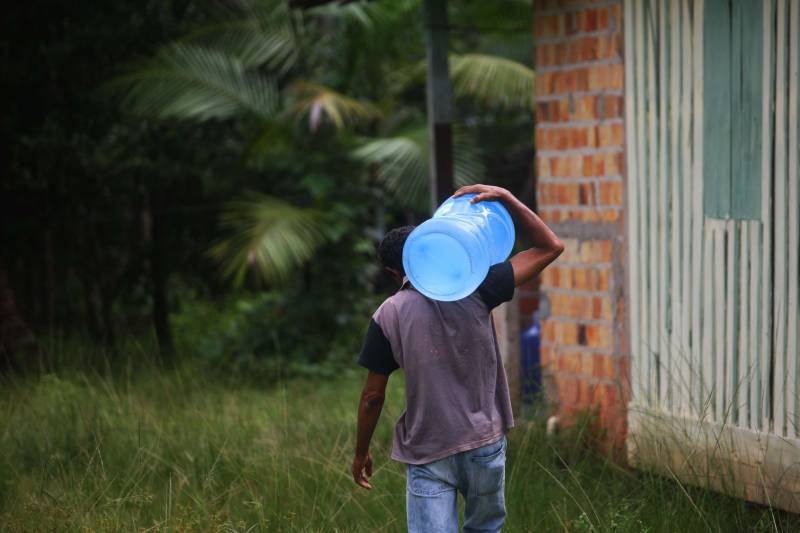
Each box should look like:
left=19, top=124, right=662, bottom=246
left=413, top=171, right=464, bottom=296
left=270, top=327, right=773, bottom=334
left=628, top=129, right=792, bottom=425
left=182, top=1, right=299, bottom=73
left=450, top=53, right=535, bottom=110
left=209, top=194, right=328, bottom=287
left=112, top=43, right=278, bottom=122
left=352, top=125, right=483, bottom=210
left=286, top=80, right=380, bottom=132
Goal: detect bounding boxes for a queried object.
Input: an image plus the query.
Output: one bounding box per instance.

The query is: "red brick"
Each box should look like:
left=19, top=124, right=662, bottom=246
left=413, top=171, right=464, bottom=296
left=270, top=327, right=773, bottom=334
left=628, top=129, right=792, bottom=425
left=558, top=351, right=583, bottom=373
left=598, top=179, right=624, bottom=205
left=585, top=324, right=612, bottom=348
left=592, top=354, right=615, bottom=379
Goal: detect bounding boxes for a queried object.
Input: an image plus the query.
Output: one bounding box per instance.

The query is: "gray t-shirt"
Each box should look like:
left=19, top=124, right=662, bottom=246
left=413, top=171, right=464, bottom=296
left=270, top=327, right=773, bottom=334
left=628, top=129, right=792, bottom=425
left=358, top=261, right=516, bottom=464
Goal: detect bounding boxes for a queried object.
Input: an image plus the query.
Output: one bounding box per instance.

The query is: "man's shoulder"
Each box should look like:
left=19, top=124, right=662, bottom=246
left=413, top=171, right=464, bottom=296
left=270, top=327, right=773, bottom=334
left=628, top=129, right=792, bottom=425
left=373, top=287, right=426, bottom=321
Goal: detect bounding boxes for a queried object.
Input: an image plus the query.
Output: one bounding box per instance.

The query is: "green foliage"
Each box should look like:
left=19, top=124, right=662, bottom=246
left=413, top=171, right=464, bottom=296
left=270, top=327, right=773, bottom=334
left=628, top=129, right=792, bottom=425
left=451, top=53, right=535, bottom=110
left=112, top=43, right=279, bottom=121
left=1, top=365, right=796, bottom=531
left=209, top=194, right=329, bottom=286
left=172, top=288, right=376, bottom=381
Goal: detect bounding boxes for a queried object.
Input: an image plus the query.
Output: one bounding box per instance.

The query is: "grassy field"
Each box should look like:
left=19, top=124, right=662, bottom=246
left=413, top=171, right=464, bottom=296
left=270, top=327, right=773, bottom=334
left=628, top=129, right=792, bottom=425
left=1, top=360, right=798, bottom=532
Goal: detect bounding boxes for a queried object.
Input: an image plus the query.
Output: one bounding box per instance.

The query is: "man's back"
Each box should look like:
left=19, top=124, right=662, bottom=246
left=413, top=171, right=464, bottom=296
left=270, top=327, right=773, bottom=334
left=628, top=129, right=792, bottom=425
left=360, top=263, right=515, bottom=464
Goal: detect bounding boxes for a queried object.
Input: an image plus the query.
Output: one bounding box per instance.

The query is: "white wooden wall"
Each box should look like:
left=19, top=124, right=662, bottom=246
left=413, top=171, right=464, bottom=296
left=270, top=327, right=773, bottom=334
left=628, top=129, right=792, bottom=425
left=625, top=0, right=800, bottom=440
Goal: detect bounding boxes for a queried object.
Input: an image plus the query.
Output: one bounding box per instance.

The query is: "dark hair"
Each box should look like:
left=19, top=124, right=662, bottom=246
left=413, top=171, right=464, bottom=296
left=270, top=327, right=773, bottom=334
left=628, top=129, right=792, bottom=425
left=377, top=225, right=415, bottom=272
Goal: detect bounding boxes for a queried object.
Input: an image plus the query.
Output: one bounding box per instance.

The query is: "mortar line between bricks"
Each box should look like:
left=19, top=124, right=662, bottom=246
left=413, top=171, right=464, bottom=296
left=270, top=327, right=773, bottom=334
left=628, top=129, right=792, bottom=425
left=533, top=1, right=622, bottom=17
left=541, top=343, right=615, bottom=355
left=536, top=89, right=625, bottom=103
left=541, top=372, right=620, bottom=386
left=540, top=205, right=622, bottom=211
left=537, top=119, right=624, bottom=129
left=537, top=59, right=623, bottom=73
left=547, top=262, right=612, bottom=269
left=538, top=176, right=623, bottom=183
left=535, top=30, right=620, bottom=45
left=540, top=316, right=613, bottom=325
left=537, top=147, right=623, bottom=157
left=546, top=286, right=613, bottom=297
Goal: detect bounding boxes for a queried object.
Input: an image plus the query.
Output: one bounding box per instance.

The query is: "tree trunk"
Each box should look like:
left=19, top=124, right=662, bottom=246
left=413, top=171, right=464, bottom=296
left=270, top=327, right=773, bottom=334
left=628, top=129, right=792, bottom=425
left=148, top=195, right=173, bottom=357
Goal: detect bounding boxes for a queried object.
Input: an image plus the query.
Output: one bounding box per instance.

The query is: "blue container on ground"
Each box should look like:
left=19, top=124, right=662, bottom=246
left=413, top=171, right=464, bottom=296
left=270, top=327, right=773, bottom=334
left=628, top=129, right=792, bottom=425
left=402, top=193, right=515, bottom=301
left=520, top=313, right=541, bottom=405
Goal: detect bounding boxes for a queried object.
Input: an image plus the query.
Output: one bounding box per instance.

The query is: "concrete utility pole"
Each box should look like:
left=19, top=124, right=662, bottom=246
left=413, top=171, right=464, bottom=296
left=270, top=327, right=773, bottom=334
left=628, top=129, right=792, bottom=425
left=422, top=0, right=454, bottom=213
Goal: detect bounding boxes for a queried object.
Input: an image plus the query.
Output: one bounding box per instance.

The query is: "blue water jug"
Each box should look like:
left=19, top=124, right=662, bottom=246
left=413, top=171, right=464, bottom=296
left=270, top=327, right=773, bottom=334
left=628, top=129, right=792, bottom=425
left=520, top=312, right=541, bottom=405
left=402, top=193, right=515, bottom=301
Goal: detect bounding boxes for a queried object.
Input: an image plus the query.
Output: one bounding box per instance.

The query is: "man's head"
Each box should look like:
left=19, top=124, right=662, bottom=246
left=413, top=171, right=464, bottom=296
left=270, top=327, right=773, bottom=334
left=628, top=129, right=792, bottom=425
left=377, top=225, right=415, bottom=283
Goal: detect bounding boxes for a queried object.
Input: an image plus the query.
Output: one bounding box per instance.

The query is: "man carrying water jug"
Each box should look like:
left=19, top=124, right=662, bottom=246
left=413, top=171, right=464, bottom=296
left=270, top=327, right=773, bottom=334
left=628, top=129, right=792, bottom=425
left=351, top=184, right=564, bottom=533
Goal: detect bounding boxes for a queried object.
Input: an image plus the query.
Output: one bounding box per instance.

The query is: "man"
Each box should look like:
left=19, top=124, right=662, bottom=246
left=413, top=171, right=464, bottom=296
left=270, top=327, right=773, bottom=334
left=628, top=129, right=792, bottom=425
left=351, top=184, right=564, bottom=532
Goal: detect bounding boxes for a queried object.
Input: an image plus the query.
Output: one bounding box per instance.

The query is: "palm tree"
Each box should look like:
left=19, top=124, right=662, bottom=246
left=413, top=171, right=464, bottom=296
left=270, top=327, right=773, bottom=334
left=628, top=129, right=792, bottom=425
left=112, top=0, right=534, bottom=285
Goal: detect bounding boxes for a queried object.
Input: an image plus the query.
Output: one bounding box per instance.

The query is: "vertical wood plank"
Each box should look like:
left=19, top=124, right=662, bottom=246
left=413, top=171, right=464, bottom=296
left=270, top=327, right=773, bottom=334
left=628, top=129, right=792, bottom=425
left=680, top=0, right=694, bottom=417
left=739, top=222, right=750, bottom=426
left=725, top=221, right=738, bottom=424
left=658, top=0, right=670, bottom=410
left=647, top=0, right=660, bottom=407
left=785, top=0, right=798, bottom=438
left=759, top=0, right=775, bottom=432
left=703, top=223, right=715, bottom=419
left=731, top=0, right=764, bottom=219
left=714, top=222, right=727, bottom=421
left=774, top=0, right=788, bottom=437
left=636, top=0, right=650, bottom=407
left=749, top=221, right=762, bottom=430
left=703, top=0, right=732, bottom=218
left=624, top=0, right=642, bottom=407
left=669, top=0, right=683, bottom=412
left=693, top=0, right=706, bottom=419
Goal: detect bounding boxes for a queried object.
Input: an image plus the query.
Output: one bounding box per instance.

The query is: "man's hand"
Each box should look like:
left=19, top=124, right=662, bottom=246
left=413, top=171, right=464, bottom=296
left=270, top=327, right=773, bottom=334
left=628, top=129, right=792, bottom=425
left=453, top=184, right=510, bottom=204
left=456, top=183, right=564, bottom=287
left=351, top=452, right=374, bottom=490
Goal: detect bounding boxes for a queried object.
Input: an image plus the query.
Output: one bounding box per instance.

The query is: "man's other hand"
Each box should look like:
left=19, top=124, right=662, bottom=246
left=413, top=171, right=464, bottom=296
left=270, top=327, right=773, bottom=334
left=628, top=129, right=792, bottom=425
left=351, top=452, right=374, bottom=490
left=453, top=184, right=510, bottom=204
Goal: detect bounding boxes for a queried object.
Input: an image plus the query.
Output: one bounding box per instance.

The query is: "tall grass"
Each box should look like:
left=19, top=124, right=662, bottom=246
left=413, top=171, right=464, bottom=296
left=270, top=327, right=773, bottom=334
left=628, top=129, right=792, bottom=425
left=0, top=353, right=797, bottom=532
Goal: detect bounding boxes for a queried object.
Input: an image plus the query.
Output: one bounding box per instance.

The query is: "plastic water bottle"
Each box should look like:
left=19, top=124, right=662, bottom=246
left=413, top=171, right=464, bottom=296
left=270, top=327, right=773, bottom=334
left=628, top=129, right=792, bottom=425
left=520, top=312, right=541, bottom=405
left=402, top=193, right=515, bottom=301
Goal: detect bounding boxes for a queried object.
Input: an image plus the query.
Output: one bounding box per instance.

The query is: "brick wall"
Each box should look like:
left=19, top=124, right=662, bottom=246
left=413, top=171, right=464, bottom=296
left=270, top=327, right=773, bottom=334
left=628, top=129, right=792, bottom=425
left=533, top=0, right=628, bottom=449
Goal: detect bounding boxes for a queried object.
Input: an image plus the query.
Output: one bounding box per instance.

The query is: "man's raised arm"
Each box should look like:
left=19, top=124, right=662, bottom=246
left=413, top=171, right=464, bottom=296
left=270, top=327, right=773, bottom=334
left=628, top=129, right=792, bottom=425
left=453, top=184, right=564, bottom=286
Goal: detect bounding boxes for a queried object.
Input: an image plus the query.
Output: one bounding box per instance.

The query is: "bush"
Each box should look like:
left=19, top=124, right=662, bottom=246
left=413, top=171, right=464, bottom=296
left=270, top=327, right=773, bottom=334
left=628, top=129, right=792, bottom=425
left=172, top=286, right=380, bottom=381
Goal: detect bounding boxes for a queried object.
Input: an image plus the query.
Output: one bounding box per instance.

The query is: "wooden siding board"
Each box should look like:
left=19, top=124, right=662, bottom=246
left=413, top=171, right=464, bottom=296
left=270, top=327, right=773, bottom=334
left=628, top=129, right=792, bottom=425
left=703, top=223, right=714, bottom=418
left=647, top=0, right=660, bottom=407
left=658, top=0, right=670, bottom=410
left=636, top=0, right=650, bottom=407
left=624, top=0, right=642, bottom=408
left=714, top=222, right=727, bottom=421
left=786, top=0, right=798, bottom=438
left=739, top=222, right=750, bottom=426
left=703, top=0, right=732, bottom=219
left=693, top=0, right=707, bottom=418
left=749, top=221, right=761, bottom=430
left=726, top=221, right=738, bottom=423
left=774, top=0, right=788, bottom=437
left=680, top=0, right=694, bottom=417
left=731, top=0, right=764, bottom=219
left=759, top=0, right=775, bottom=432
left=669, top=0, right=683, bottom=412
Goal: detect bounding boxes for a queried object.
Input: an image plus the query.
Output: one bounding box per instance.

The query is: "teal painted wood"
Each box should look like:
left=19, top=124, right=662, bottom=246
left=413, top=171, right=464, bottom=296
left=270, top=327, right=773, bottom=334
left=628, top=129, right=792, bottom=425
left=703, top=0, right=733, bottom=219
left=731, top=0, right=764, bottom=219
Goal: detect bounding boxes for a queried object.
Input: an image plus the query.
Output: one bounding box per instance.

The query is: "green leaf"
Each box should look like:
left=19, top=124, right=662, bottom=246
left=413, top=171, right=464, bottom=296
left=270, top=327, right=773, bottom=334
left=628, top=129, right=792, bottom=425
left=352, top=125, right=483, bottom=210
left=450, top=53, right=535, bottom=110
left=112, top=43, right=279, bottom=122
left=209, top=194, right=328, bottom=286
left=286, top=80, right=381, bottom=132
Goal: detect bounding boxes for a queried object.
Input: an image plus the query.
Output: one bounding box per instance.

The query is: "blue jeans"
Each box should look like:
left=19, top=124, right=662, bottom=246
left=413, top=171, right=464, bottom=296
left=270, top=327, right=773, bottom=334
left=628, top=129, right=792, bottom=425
left=406, top=435, right=507, bottom=533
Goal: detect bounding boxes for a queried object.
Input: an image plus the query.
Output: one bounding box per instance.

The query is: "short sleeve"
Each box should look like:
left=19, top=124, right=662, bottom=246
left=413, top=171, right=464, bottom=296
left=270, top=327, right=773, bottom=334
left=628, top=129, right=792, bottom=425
left=477, top=261, right=515, bottom=310
left=357, top=319, right=399, bottom=375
